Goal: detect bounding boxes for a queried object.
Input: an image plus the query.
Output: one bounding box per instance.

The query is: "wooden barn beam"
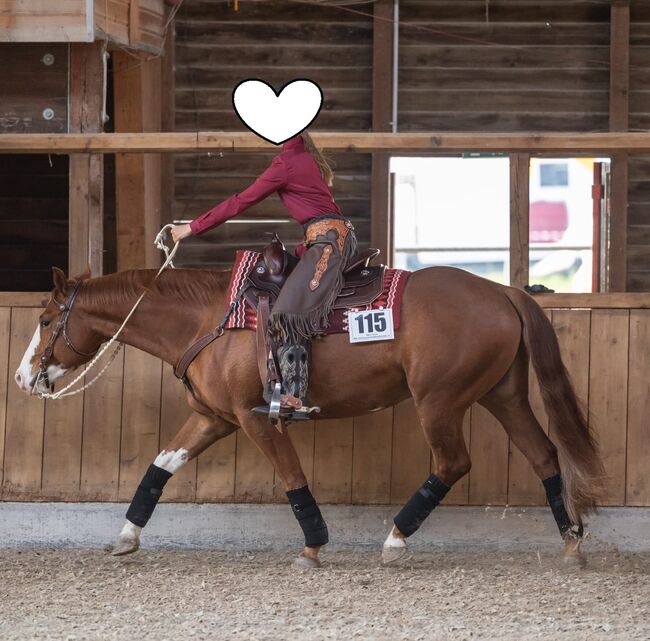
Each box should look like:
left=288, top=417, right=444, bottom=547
left=68, top=41, right=105, bottom=279
left=160, top=6, right=176, bottom=228
left=509, top=154, right=530, bottom=288
left=609, top=0, right=630, bottom=292
left=371, top=0, right=394, bottom=265
left=8, top=132, right=650, bottom=154
left=113, top=50, right=163, bottom=271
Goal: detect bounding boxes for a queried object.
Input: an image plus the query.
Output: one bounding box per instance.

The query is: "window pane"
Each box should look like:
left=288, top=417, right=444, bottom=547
left=391, top=157, right=510, bottom=284
left=529, top=158, right=602, bottom=293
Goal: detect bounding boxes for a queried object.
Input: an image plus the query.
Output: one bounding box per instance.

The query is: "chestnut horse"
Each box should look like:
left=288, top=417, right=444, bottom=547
left=16, top=264, right=605, bottom=567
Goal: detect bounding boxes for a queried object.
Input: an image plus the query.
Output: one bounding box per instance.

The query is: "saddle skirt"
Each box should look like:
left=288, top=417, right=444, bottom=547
left=225, top=247, right=411, bottom=335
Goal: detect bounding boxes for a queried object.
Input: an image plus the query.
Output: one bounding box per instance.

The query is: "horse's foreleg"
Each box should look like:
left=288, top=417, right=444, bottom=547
left=111, top=411, right=237, bottom=556
left=237, top=413, right=327, bottom=568
left=383, top=405, right=470, bottom=564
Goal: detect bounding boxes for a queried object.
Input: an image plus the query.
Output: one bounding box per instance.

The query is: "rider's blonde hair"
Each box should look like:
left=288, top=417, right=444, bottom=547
left=300, top=131, right=334, bottom=187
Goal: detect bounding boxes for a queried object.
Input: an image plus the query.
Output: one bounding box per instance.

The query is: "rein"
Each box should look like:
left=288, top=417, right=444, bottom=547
left=34, top=225, right=180, bottom=400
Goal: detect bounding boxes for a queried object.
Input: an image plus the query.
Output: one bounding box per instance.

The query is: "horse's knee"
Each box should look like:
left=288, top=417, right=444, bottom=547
left=435, top=454, right=471, bottom=486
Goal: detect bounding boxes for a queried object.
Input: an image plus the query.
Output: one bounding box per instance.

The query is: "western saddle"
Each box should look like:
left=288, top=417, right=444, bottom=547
left=245, top=234, right=385, bottom=313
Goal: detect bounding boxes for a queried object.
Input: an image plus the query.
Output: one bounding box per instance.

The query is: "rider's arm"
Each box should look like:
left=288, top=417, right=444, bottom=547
left=189, top=156, right=288, bottom=236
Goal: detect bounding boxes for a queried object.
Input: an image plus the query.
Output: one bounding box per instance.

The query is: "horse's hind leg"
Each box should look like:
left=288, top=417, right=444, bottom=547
left=111, top=411, right=237, bottom=556
left=383, top=403, right=471, bottom=564
left=480, top=345, right=586, bottom=566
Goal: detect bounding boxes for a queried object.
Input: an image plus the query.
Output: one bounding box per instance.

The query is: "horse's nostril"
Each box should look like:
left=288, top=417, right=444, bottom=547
left=15, top=372, right=22, bottom=384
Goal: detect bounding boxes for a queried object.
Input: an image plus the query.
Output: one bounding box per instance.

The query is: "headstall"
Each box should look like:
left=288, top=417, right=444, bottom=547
left=35, top=281, right=97, bottom=392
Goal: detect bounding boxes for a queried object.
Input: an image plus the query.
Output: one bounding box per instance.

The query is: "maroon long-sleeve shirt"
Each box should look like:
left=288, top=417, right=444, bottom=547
left=189, top=135, right=342, bottom=236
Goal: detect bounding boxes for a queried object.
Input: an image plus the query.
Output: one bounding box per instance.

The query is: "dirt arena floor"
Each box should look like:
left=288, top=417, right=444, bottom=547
left=1, top=547, right=649, bottom=641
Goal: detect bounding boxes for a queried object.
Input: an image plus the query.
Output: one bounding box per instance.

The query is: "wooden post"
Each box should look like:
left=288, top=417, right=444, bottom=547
left=609, top=0, right=630, bottom=292
left=69, top=41, right=105, bottom=278
left=509, top=154, right=530, bottom=288
left=160, top=7, right=176, bottom=227
left=113, top=50, right=162, bottom=270
left=371, top=0, right=393, bottom=266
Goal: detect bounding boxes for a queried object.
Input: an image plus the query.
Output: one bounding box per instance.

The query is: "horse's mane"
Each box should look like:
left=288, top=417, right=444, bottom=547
left=79, top=268, right=229, bottom=310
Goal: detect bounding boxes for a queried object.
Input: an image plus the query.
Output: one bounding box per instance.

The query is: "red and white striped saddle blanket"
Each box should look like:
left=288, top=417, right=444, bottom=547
left=224, top=249, right=411, bottom=335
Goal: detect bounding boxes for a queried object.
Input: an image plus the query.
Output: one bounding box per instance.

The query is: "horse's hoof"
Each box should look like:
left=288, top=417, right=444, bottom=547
left=293, top=553, right=322, bottom=569
left=563, top=537, right=587, bottom=569
left=111, top=537, right=140, bottom=556
left=564, top=550, right=587, bottom=569
left=382, top=544, right=408, bottom=565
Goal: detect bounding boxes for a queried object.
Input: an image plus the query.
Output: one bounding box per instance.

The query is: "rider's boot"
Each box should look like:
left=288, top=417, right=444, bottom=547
left=252, top=341, right=316, bottom=422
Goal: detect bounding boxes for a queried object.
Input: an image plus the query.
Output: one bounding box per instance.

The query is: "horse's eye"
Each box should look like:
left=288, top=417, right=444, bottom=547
left=40, top=319, right=50, bottom=328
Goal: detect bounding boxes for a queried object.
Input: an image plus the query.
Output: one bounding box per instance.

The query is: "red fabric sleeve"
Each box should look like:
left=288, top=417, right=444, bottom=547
left=189, top=156, right=288, bottom=235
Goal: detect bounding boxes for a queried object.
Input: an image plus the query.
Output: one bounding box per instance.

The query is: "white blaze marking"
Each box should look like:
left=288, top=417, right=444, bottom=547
left=383, top=527, right=407, bottom=549
left=15, top=323, right=70, bottom=392
left=16, top=324, right=41, bottom=387
left=154, top=449, right=190, bottom=474
left=120, top=520, right=142, bottom=540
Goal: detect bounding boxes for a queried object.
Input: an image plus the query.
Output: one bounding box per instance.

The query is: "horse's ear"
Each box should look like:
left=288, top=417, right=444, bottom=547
left=73, top=264, right=92, bottom=282
left=52, top=266, right=69, bottom=295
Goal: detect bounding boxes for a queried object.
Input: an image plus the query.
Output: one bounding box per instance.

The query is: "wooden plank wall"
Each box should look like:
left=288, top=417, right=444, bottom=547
left=172, top=1, right=373, bottom=270
left=398, top=0, right=613, bottom=132
left=0, top=43, right=68, bottom=134
left=95, top=0, right=166, bottom=54
left=627, top=5, right=650, bottom=290
left=2, top=299, right=649, bottom=507
left=0, top=0, right=91, bottom=42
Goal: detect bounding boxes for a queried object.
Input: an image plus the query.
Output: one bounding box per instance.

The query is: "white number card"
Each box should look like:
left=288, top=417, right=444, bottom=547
left=348, top=309, right=395, bottom=343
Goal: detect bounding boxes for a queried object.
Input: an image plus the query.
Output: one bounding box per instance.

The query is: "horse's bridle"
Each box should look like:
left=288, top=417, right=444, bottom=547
left=34, top=281, right=98, bottom=391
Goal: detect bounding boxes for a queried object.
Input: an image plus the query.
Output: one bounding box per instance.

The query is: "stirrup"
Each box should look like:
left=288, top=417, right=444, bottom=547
left=252, top=384, right=320, bottom=423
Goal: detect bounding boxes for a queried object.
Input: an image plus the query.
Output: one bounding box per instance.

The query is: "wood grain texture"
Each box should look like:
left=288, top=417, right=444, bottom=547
left=80, top=347, right=125, bottom=501
left=195, top=431, right=237, bottom=502
left=41, top=392, right=84, bottom=500
left=117, top=346, right=163, bottom=501
left=313, top=418, right=354, bottom=503
left=233, top=430, right=275, bottom=502
left=509, top=154, right=530, bottom=289
left=352, top=409, right=393, bottom=504
left=625, top=309, right=650, bottom=505
left=2, top=307, right=45, bottom=499
left=0, top=43, right=68, bottom=133
left=588, top=309, right=629, bottom=505
left=469, top=404, right=509, bottom=505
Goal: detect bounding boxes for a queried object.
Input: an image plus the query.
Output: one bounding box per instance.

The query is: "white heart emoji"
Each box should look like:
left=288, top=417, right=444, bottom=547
left=232, top=79, right=323, bottom=145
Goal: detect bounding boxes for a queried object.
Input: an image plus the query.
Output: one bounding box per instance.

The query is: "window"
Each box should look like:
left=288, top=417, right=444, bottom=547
left=539, top=163, right=569, bottom=187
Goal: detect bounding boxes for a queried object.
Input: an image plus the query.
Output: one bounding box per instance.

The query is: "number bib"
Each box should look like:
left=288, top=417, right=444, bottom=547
left=348, top=309, right=395, bottom=343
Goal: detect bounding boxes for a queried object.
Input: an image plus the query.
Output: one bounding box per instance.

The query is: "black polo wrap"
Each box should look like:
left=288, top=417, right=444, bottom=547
left=125, top=464, right=173, bottom=527
left=394, top=474, right=450, bottom=537
left=286, top=485, right=329, bottom=547
left=543, top=473, right=583, bottom=537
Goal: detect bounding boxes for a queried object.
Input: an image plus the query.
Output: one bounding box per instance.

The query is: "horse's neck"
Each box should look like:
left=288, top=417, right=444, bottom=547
left=80, top=269, right=228, bottom=366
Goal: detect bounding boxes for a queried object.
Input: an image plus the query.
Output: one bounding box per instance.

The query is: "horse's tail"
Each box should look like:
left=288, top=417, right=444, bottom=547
left=505, top=288, right=606, bottom=527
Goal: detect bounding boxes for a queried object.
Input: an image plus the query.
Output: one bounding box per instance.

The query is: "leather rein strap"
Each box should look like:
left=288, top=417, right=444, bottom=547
left=173, top=294, right=241, bottom=380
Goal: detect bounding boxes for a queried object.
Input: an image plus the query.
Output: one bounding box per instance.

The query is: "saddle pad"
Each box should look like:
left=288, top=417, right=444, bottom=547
left=224, top=250, right=410, bottom=334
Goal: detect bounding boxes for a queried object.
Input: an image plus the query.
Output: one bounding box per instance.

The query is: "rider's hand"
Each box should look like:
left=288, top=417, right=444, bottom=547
left=170, top=223, right=193, bottom=244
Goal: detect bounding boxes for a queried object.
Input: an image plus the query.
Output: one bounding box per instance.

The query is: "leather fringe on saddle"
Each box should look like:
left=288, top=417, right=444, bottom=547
left=269, top=217, right=358, bottom=342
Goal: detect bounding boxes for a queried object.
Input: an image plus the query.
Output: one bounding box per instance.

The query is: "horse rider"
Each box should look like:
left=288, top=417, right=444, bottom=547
left=170, top=131, right=358, bottom=418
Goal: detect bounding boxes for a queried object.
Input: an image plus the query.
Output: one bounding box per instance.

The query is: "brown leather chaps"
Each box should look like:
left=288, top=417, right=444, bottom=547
left=269, top=215, right=358, bottom=342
